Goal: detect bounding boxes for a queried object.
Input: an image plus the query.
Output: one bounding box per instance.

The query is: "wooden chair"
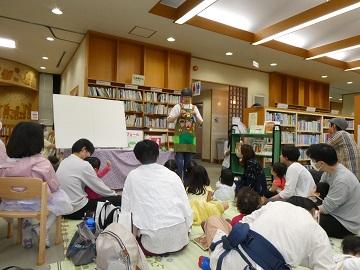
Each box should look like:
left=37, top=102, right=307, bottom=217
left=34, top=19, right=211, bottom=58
left=0, top=177, right=62, bottom=265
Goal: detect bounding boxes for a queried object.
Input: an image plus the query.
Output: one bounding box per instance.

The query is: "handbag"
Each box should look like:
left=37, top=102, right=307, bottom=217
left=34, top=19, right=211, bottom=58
left=66, top=221, right=97, bottom=266
left=96, top=201, right=132, bottom=232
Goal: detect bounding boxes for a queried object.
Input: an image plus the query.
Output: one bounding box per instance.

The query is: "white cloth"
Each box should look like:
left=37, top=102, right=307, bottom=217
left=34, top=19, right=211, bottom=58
left=335, top=254, right=360, bottom=270
left=222, top=142, right=230, bottom=168
left=140, top=221, right=189, bottom=254
left=279, top=162, right=315, bottom=199
left=0, top=138, right=9, bottom=164
left=56, top=154, right=116, bottom=212
left=210, top=201, right=335, bottom=270
left=121, top=163, right=192, bottom=231
left=213, top=181, right=235, bottom=201
left=167, top=104, right=203, bottom=123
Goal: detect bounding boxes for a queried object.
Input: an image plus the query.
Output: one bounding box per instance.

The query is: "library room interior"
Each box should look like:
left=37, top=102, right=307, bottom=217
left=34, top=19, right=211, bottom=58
left=1, top=0, right=360, bottom=269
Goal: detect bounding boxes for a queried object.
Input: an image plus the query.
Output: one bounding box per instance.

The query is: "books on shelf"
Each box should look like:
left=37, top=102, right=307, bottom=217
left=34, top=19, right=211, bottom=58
left=297, top=120, right=321, bottom=132
left=144, top=117, right=167, bottom=129
left=281, top=131, right=296, bottom=144
left=296, top=134, right=320, bottom=145
left=265, top=112, right=296, bottom=126
left=347, top=120, right=354, bottom=129
left=299, top=149, right=310, bottom=161
left=168, top=94, right=180, bottom=104
left=124, top=101, right=142, bottom=112
left=144, top=103, right=167, bottom=115
left=88, top=86, right=118, bottom=99
left=120, top=89, right=142, bottom=101
left=126, top=115, right=142, bottom=128
left=323, top=133, right=331, bottom=143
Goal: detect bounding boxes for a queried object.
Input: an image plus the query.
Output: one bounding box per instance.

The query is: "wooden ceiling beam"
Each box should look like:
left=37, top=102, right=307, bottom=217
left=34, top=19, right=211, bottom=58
left=254, top=0, right=360, bottom=45
left=307, top=35, right=360, bottom=59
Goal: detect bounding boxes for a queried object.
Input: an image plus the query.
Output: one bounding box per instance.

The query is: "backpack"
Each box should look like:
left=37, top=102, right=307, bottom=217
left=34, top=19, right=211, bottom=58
left=210, top=222, right=290, bottom=270
left=96, top=223, right=149, bottom=270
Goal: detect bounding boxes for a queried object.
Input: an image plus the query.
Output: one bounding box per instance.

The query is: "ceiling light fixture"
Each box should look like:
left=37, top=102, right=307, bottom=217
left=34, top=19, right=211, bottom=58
left=329, top=96, right=333, bottom=99
left=42, top=56, right=48, bottom=60
left=40, top=66, right=46, bottom=70
left=321, top=75, right=328, bottom=78
left=345, top=66, right=360, bottom=71
left=0, top=37, right=16, bottom=48
left=46, top=37, right=55, bottom=41
left=339, top=98, right=343, bottom=101
left=307, top=44, right=360, bottom=60
left=347, top=81, right=353, bottom=84
left=225, top=52, right=233, bottom=56
left=253, top=2, right=360, bottom=45
left=175, top=0, right=218, bottom=24
left=270, top=63, right=278, bottom=66
left=167, top=37, right=175, bottom=42
left=51, top=7, right=63, bottom=15
left=252, top=60, right=259, bottom=68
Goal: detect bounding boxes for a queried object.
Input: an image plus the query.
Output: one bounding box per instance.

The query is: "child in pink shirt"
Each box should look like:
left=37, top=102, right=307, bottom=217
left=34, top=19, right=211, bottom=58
left=84, top=157, right=111, bottom=199
left=269, top=162, right=287, bottom=193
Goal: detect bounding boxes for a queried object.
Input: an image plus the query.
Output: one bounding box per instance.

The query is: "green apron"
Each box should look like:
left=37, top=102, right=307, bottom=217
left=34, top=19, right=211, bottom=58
left=173, top=104, right=197, bottom=153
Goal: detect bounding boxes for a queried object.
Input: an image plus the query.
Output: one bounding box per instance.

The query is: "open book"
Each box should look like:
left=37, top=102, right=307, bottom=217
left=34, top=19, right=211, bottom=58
left=192, top=235, right=209, bottom=251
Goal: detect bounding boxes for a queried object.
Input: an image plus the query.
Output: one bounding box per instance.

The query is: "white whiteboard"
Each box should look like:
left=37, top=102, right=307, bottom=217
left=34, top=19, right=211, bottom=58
left=53, top=95, right=127, bottom=149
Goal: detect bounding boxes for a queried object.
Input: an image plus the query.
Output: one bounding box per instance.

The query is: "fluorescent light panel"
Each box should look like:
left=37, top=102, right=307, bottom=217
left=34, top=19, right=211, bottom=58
left=175, top=0, right=218, bottom=24
left=345, top=66, right=360, bottom=71
left=0, top=37, right=16, bottom=48
left=307, top=44, right=360, bottom=60
left=253, top=2, right=360, bottom=45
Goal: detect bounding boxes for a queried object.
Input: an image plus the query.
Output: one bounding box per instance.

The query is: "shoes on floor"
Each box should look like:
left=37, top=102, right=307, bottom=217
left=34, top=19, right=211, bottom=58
left=22, top=219, right=33, bottom=249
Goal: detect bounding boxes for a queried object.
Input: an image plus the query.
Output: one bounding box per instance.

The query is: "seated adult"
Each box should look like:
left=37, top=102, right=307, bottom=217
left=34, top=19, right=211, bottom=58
left=207, top=201, right=335, bottom=269
left=306, top=143, right=360, bottom=238
left=270, top=145, right=315, bottom=201
left=121, top=140, right=192, bottom=256
left=56, top=138, right=119, bottom=219
left=0, top=122, right=71, bottom=247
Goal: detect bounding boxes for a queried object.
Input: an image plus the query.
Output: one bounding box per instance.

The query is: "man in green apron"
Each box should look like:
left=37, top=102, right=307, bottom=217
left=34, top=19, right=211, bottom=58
left=168, top=88, right=203, bottom=181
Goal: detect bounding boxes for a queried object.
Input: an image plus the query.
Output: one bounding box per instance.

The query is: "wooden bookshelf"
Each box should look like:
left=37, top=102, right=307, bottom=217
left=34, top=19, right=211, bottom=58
left=244, top=107, right=354, bottom=163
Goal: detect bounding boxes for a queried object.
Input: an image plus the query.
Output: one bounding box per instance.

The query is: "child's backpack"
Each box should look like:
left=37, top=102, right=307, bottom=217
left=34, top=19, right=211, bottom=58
left=96, top=223, right=149, bottom=270
left=210, top=222, right=290, bottom=270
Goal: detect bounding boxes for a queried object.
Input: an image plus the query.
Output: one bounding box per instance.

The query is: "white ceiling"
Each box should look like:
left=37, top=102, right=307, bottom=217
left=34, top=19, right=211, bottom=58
left=0, top=0, right=359, bottom=100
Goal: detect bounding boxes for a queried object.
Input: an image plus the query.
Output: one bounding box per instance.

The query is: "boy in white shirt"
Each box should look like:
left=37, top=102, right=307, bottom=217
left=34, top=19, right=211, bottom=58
left=269, top=145, right=315, bottom=201
left=213, top=168, right=236, bottom=201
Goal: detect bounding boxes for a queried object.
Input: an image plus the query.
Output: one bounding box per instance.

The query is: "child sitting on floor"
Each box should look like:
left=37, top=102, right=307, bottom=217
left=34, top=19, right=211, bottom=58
left=264, top=162, right=287, bottom=198
left=309, top=182, right=330, bottom=206
left=335, top=235, right=360, bottom=269
left=213, top=168, right=236, bottom=201
left=84, top=157, right=111, bottom=199
left=187, top=164, right=228, bottom=225
left=230, top=187, right=261, bottom=226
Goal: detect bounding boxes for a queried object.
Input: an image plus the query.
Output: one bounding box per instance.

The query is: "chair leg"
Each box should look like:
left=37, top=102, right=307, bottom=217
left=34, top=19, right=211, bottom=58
left=55, top=216, right=62, bottom=245
left=7, top=222, right=13, bottom=239
left=16, top=218, right=23, bottom=244
left=37, top=218, right=46, bottom=265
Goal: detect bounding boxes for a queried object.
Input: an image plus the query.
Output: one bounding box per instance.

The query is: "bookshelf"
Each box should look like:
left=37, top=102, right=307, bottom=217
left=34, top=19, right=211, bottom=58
left=87, top=79, right=180, bottom=150
left=230, top=126, right=281, bottom=179
left=244, top=107, right=354, bottom=163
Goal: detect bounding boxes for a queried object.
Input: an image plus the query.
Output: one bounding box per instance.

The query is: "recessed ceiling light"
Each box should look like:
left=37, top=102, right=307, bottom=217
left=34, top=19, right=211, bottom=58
left=339, top=98, right=343, bottom=101
left=321, top=75, right=328, bottom=78
left=51, top=7, right=63, bottom=15
left=270, top=63, right=278, bottom=66
left=46, top=37, right=54, bottom=41
left=0, top=37, right=16, bottom=48
left=347, top=81, right=353, bottom=84
left=40, top=66, right=46, bottom=70
left=225, top=52, right=233, bottom=56
left=167, top=37, right=175, bottom=42
left=329, top=96, right=333, bottom=99
left=42, top=56, right=48, bottom=60
left=252, top=60, right=259, bottom=68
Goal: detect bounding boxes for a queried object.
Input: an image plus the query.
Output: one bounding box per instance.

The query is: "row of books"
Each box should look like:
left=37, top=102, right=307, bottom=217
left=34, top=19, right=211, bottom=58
left=296, top=134, right=320, bottom=145
left=297, top=120, right=321, bottom=132
left=265, top=112, right=296, bottom=126
left=144, top=92, right=168, bottom=103
left=126, top=115, right=142, bottom=128
left=144, top=117, right=168, bottom=129
left=281, top=131, right=296, bottom=144
left=144, top=104, right=168, bottom=115
left=299, top=149, right=310, bottom=160
left=124, top=101, right=142, bottom=112
left=323, top=119, right=354, bottom=129
left=88, top=86, right=143, bottom=101
left=0, top=125, right=13, bottom=136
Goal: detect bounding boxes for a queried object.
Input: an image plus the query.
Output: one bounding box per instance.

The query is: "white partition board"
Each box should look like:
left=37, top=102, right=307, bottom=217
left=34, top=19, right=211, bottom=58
left=53, top=94, right=127, bottom=148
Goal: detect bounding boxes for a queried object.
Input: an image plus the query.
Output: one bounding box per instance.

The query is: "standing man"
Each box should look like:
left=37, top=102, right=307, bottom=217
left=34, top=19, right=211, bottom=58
left=328, top=118, right=360, bottom=180
left=167, top=88, right=203, bottom=180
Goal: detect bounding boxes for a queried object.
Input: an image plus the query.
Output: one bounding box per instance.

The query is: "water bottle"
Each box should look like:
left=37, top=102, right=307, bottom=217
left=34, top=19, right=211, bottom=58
left=198, top=256, right=211, bottom=270
left=85, top=217, right=96, bottom=233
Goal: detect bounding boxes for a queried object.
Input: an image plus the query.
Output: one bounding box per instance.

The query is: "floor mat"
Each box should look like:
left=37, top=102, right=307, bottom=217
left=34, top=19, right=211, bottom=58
left=49, top=204, right=343, bottom=270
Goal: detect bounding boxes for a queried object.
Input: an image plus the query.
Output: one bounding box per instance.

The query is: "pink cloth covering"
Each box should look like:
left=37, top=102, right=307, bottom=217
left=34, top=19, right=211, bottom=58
left=0, top=139, right=8, bottom=164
